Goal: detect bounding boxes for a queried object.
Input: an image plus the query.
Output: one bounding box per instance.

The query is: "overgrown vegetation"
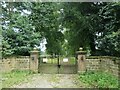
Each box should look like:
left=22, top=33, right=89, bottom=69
left=79, top=71, right=119, bottom=88
left=2, top=70, right=33, bottom=88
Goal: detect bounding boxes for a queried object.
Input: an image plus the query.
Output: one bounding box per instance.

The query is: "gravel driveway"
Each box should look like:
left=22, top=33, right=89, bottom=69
left=12, top=74, right=87, bottom=88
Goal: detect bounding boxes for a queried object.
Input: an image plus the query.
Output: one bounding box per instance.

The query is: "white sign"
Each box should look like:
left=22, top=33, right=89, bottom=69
left=63, top=58, right=68, bottom=62
left=43, top=58, right=48, bottom=63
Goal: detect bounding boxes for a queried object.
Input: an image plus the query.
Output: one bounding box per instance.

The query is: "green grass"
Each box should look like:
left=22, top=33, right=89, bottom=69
left=2, top=70, right=34, bottom=88
left=79, top=71, right=119, bottom=88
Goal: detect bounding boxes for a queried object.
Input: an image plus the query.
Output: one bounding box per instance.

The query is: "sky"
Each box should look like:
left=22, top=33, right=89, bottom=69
left=39, top=38, right=47, bottom=52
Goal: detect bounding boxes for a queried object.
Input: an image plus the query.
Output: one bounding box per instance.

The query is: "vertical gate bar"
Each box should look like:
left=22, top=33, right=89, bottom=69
left=58, top=55, right=60, bottom=74
left=29, top=56, right=30, bottom=74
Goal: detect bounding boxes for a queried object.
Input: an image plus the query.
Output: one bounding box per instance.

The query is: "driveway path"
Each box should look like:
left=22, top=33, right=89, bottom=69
left=12, top=74, right=87, bottom=88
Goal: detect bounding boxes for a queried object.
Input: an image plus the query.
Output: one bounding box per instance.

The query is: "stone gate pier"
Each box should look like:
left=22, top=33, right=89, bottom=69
left=76, top=47, right=87, bottom=73
left=30, top=48, right=39, bottom=73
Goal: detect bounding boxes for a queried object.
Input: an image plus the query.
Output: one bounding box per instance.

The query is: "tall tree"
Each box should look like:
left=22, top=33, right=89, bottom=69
left=63, top=2, right=120, bottom=56
left=63, top=2, right=102, bottom=55
left=1, top=2, right=41, bottom=57
left=29, top=2, right=64, bottom=55
left=97, top=2, right=120, bottom=56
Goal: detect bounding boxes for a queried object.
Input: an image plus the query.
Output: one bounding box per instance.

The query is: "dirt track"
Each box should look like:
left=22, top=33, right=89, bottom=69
left=12, top=74, right=87, bottom=88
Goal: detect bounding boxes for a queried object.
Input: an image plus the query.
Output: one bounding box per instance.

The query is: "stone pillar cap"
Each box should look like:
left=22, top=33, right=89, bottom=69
left=30, top=48, right=39, bottom=54
left=79, top=47, right=83, bottom=51
left=34, top=47, right=38, bottom=50
left=76, top=47, right=87, bottom=54
left=76, top=51, right=87, bottom=54
left=30, top=50, right=39, bottom=53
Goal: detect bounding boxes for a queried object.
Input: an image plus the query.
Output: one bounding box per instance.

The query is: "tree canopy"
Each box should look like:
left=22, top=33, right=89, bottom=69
left=63, top=2, right=120, bottom=56
left=1, top=2, right=120, bottom=57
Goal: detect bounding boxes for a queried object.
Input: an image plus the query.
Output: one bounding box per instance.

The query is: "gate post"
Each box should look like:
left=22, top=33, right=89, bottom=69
left=30, top=48, right=39, bottom=73
left=76, top=47, right=87, bottom=74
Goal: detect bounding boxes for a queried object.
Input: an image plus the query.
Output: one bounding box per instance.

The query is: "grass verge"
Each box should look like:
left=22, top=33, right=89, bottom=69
left=79, top=71, right=119, bottom=88
left=2, top=70, right=34, bottom=88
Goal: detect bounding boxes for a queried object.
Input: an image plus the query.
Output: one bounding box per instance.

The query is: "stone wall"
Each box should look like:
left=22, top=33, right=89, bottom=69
left=86, top=56, right=120, bottom=77
left=86, top=59, right=100, bottom=71
left=0, top=49, right=39, bottom=73
left=1, top=54, right=119, bottom=77
left=0, top=56, right=30, bottom=72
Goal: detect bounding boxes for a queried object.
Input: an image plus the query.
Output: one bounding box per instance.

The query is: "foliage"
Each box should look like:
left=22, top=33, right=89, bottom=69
left=29, top=2, right=64, bottom=55
left=1, top=2, right=120, bottom=57
left=1, top=2, right=41, bottom=57
left=63, top=2, right=102, bottom=55
left=2, top=70, right=33, bottom=88
left=79, top=71, right=119, bottom=88
left=97, top=2, right=120, bottom=56
left=1, top=2, right=64, bottom=57
left=63, top=2, right=120, bottom=56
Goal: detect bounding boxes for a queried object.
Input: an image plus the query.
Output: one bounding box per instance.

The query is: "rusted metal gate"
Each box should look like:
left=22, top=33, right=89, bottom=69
left=38, top=55, right=77, bottom=74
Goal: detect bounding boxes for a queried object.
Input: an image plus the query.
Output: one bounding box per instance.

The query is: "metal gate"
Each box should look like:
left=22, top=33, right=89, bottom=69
left=38, top=55, right=77, bottom=74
